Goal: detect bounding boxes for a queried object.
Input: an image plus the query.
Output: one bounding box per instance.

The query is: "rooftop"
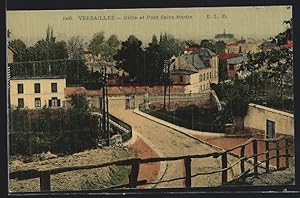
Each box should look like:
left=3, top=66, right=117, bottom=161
left=227, top=55, right=248, bottom=65
left=10, top=75, right=66, bottom=80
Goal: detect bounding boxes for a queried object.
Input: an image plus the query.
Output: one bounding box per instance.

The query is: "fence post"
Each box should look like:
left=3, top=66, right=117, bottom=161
left=184, top=157, right=192, bottom=188
left=276, top=141, right=280, bottom=170
left=40, top=171, right=51, bottom=191
left=221, top=152, right=227, bottom=185
left=285, top=138, right=289, bottom=168
left=128, top=159, right=140, bottom=188
left=240, top=145, right=245, bottom=174
left=265, top=141, right=270, bottom=173
left=252, top=139, right=258, bottom=177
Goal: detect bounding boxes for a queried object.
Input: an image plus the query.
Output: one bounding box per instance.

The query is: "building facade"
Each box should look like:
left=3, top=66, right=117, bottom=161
left=170, top=48, right=219, bottom=93
left=10, top=77, right=66, bottom=109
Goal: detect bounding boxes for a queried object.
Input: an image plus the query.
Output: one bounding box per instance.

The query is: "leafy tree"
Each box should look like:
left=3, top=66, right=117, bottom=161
left=88, top=32, right=106, bottom=58
left=105, top=34, right=121, bottom=61
left=26, top=26, right=68, bottom=61
left=199, top=39, right=216, bottom=52
left=214, top=40, right=226, bottom=53
left=67, top=35, right=84, bottom=60
left=239, top=18, right=293, bottom=102
left=145, top=34, right=163, bottom=85
left=8, top=39, right=28, bottom=62
left=184, top=40, right=200, bottom=48
left=159, top=33, right=184, bottom=60
left=114, top=35, right=145, bottom=83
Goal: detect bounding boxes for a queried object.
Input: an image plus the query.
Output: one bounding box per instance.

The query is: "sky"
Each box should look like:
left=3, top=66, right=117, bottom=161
left=7, top=6, right=292, bottom=47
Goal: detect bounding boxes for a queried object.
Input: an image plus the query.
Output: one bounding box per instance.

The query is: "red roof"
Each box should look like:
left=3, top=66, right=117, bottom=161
left=218, top=52, right=241, bottom=61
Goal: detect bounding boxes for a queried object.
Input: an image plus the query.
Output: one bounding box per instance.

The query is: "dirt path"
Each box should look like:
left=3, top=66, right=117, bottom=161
left=109, top=99, right=225, bottom=188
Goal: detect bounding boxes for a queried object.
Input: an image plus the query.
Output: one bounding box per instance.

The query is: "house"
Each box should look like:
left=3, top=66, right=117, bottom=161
left=10, top=76, right=66, bottom=109
left=225, top=38, right=259, bottom=54
left=259, top=40, right=276, bottom=52
left=83, top=49, right=128, bottom=85
left=226, top=55, right=249, bottom=80
left=170, top=48, right=219, bottom=93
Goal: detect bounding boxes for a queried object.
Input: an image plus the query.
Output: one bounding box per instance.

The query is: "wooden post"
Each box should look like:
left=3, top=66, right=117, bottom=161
left=240, top=145, right=245, bottom=174
left=265, top=141, right=270, bottom=173
left=285, top=138, right=289, bottom=168
left=221, top=152, right=227, bottom=185
left=128, top=159, right=140, bottom=188
left=276, top=141, right=280, bottom=170
left=40, top=171, right=51, bottom=191
left=184, top=157, right=192, bottom=188
left=252, top=139, right=258, bottom=177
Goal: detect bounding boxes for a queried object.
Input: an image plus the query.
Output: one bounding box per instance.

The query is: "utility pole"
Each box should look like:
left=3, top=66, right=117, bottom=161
left=163, top=60, right=169, bottom=110
left=100, top=62, right=110, bottom=146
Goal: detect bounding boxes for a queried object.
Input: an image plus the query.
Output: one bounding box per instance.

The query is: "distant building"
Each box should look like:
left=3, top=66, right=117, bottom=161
left=83, top=49, right=128, bottom=85
left=170, top=48, right=219, bottom=93
left=215, top=29, right=235, bottom=40
left=225, top=38, right=259, bottom=54
left=226, top=55, right=249, bottom=80
left=10, top=76, right=66, bottom=109
left=259, top=40, right=276, bottom=52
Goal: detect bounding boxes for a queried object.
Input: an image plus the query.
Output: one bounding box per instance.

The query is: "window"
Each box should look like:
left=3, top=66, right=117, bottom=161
left=35, top=98, right=41, bottom=108
left=200, top=74, right=202, bottom=82
left=34, top=83, right=40, bottom=93
left=200, top=85, right=202, bottom=91
left=207, top=73, right=209, bottom=80
left=179, top=76, right=183, bottom=82
left=203, top=73, right=206, bottom=81
left=18, top=98, right=24, bottom=108
left=266, top=120, right=275, bottom=139
left=229, top=64, right=235, bottom=70
left=49, top=97, right=60, bottom=107
left=210, top=72, right=212, bottom=79
left=51, top=83, right=57, bottom=93
left=17, top=84, right=23, bottom=94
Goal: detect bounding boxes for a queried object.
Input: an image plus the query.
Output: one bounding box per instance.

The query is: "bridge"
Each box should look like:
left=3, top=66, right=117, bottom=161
left=9, top=97, right=294, bottom=191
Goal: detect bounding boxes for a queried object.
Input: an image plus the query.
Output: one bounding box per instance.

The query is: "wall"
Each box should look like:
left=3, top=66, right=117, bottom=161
left=244, top=103, right=294, bottom=136
left=10, top=78, right=66, bottom=109
left=8, top=48, right=14, bottom=64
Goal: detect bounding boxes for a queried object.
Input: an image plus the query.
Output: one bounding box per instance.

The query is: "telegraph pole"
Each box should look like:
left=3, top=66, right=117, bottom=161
left=163, top=60, right=169, bottom=110
left=100, top=62, right=110, bottom=146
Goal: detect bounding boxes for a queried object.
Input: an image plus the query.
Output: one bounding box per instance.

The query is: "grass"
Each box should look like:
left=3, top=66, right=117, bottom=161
left=80, top=166, right=130, bottom=190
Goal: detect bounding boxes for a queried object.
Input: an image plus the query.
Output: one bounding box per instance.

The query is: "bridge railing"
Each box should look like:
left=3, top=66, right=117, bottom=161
left=90, top=108, right=132, bottom=143
left=9, top=135, right=294, bottom=191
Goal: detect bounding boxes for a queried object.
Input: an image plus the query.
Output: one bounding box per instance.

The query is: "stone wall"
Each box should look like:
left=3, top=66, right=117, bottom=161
left=244, top=103, right=294, bottom=137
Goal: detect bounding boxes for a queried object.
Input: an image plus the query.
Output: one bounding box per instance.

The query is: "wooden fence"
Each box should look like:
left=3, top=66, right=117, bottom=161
left=10, top=135, right=294, bottom=191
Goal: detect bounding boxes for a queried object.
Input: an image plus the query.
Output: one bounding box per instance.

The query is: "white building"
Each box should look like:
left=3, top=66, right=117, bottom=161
left=170, top=48, right=219, bottom=94
left=10, top=76, right=66, bottom=109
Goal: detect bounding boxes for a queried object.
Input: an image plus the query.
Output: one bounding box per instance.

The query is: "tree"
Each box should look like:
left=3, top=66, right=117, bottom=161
left=8, top=39, right=28, bottom=62
left=239, top=18, right=293, bottom=102
left=214, top=40, right=226, bottom=53
left=67, top=35, right=84, bottom=60
left=159, top=33, right=184, bottom=60
left=88, top=32, right=106, bottom=58
left=26, top=26, right=68, bottom=61
left=114, top=35, right=145, bottom=83
left=105, top=34, right=121, bottom=61
left=199, top=39, right=216, bottom=52
left=145, top=34, right=163, bottom=85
